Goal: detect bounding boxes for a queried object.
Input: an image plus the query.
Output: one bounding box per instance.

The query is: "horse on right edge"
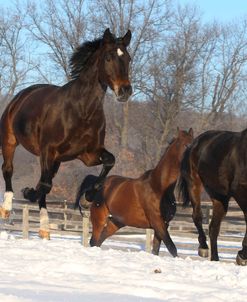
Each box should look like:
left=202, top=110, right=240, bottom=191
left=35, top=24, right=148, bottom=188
left=178, top=129, right=247, bottom=265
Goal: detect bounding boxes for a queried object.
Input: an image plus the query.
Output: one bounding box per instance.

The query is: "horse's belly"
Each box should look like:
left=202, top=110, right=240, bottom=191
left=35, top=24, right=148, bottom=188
left=108, top=189, right=151, bottom=228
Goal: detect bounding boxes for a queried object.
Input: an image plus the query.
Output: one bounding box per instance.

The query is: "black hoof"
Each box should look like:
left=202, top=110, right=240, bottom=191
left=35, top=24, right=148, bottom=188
left=236, top=251, right=247, bottom=266
left=198, top=248, right=209, bottom=258
left=22, top=187, right=37, bottom=203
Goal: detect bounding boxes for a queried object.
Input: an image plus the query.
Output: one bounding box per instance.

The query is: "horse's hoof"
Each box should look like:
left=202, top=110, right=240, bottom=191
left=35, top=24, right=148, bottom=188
left=198, top=248, right=209, bottom=258
left=39, top=229, right=50, bottom=240
left=22, top=187, right=37, bottom=203
left=236, top=252, right=247, bottom=266
left=0, top=206, right=10, bottom=219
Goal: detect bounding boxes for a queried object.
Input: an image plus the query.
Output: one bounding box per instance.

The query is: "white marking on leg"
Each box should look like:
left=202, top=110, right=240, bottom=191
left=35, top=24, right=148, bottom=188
left=2, top=191, right=13, bottom=211
left=117, top=48, right=124, bottom=56
left=40, top=208, right=49, bottom=231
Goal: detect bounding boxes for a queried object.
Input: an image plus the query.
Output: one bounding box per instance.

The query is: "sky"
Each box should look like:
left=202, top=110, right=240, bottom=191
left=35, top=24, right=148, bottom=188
left=0, top=0, right=246, bottom=23
left=179, top=0, right=247, bottom=22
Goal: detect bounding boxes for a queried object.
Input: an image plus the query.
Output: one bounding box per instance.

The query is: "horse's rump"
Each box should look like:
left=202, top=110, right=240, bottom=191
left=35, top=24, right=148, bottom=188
left=179, top=130, right=243, bottom=204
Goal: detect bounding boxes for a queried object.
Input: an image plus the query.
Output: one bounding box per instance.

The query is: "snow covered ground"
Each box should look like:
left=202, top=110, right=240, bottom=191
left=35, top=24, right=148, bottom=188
left=0, top=231, right=246, bottom=302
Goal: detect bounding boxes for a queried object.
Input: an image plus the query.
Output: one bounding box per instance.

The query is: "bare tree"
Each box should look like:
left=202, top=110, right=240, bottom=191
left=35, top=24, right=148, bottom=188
left=139, top=4, right=208, bottom=163
left=0, top=5, right=35, bottom=99
left=198, top=19, right=247, bottom=130
left=26, top=0, right=87, bottom=82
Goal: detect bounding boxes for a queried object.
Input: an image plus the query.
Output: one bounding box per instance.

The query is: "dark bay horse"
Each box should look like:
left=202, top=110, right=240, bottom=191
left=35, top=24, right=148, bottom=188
left=75, top=128, right=193, bottom=257
left=178, top=129, right=247, bottom=265
left=0, top=28, right=132, bottom=239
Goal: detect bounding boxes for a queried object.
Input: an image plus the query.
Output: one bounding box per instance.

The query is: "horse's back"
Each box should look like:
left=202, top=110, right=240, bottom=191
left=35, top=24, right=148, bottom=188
left=1, top=84, right=58, bottom=124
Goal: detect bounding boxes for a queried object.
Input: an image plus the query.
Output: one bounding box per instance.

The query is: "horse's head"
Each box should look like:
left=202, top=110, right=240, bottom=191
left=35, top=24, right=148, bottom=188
left=176, top=127, right=194, bottom=151
left=99, top=28, right=132, bottom=102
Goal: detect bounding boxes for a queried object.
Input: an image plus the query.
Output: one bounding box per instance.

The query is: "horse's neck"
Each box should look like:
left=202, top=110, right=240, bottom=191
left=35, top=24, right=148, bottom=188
left=151, top=142, right=180, bottom=193
left=67, top=58, right=106, bottom=112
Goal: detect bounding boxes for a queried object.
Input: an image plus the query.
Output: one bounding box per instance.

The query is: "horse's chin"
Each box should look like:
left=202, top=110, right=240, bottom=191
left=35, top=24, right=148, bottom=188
left=116, top=94, right=130, bottom=103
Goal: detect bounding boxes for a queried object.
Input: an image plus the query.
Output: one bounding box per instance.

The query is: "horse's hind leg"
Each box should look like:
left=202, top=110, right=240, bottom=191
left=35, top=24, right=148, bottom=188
left=236, top=210, right=247, bottom=265
left=152, top=232, right=162, bottom=255
left=234, top=196, right=247, bottom=265
left=0, top=137, right=17, bottom=218
left=189, top=175, right=209, bottom=257
left=152, top=221, right=177, bottom=257
left=37, top=160, right=60, bottom=239
left=23, top=151, right=60, bottom=239
left=209, top=198, right=228, bottom=261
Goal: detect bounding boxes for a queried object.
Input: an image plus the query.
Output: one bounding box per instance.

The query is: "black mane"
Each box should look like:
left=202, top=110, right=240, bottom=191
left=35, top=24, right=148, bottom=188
left=69, top=38, right=103, bottom=80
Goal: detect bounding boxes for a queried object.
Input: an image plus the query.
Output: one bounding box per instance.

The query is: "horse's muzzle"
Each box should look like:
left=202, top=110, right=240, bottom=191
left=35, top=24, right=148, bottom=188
left=116, top=84, right=132, bottom=102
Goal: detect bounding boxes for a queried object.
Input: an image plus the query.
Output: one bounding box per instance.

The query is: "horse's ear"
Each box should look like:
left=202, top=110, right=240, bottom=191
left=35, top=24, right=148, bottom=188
left=103, top=28, right=115, bottom=43
left=177, top=126, right=180, bottom=135
left=188, top=127, right=194, bottom=137
left=122, top=30, right=131, bottom=46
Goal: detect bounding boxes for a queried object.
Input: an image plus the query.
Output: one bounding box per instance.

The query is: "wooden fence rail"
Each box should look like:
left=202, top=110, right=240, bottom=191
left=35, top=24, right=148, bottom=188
left=0, top=199, right=245, bottom=254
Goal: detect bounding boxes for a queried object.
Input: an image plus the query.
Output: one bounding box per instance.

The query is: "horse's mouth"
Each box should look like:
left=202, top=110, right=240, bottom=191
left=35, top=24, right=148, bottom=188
left=115, top=84, right=132, bottom=102
left=116, top=94, right=130, bottom=102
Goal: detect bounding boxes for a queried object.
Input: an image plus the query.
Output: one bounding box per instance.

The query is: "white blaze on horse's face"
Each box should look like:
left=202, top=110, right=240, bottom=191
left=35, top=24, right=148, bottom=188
left=117, top=48, right=124, bottom=56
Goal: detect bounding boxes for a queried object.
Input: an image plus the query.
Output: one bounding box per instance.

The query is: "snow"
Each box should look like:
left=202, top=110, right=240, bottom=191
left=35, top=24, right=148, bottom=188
left=0, top=232, right=246, bottom=302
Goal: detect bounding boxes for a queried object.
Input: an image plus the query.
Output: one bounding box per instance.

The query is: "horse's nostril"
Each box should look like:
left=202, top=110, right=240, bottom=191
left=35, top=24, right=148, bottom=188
left=120, top=85, right=132, bottom=96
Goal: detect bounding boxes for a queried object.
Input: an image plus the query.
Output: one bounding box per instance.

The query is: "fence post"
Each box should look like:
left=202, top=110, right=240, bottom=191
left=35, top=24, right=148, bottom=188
left=22, top=205, right=29, bottom=239
left=145, top=229, right=153, bottom=253
left=82, top=212, right=89, bottom=247
left=64, top=200, right=67, bottom=230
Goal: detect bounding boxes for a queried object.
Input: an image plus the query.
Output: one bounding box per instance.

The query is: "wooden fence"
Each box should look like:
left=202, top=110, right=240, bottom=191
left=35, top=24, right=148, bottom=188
left=0, top=199, right=245, bottom=254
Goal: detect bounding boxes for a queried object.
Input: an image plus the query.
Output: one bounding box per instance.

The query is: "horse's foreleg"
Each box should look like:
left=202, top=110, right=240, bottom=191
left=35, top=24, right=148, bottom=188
left=209, top=199, right=228, bottom=261
left=78, top=149, right=115, bottom=203
left=152, top=232, right=162, bottom=255
left=90, top=219, right=120, bottom=247
left=0, top=141, right=16, bottom=218
left=90, top=203, right=109, bottom=246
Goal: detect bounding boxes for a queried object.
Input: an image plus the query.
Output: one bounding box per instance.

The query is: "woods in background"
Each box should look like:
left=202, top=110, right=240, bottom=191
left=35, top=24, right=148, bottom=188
left=1, top=0, right=247, bottom=200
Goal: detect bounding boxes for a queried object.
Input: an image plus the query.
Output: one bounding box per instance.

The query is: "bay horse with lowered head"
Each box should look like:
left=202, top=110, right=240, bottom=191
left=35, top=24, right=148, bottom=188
left=75, top=128, right=193, bottom=257
left=178, top=129, right=247, bottom=265
left=0, top=28, right=132, bottom=239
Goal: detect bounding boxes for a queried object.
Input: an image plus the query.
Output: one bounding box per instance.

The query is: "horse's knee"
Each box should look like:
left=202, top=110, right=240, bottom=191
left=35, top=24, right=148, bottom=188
left=2, top=162, right=13, bottom=174
left=37, top=181, right=52, bottom=194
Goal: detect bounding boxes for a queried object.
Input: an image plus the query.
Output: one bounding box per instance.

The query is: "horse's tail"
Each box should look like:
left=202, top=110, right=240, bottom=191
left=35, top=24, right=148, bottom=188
left=74, top=174, right=98, bottom=209
left=177, top=147, right=192, bottom=208
left=160, top=182, right=177, bottom=223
